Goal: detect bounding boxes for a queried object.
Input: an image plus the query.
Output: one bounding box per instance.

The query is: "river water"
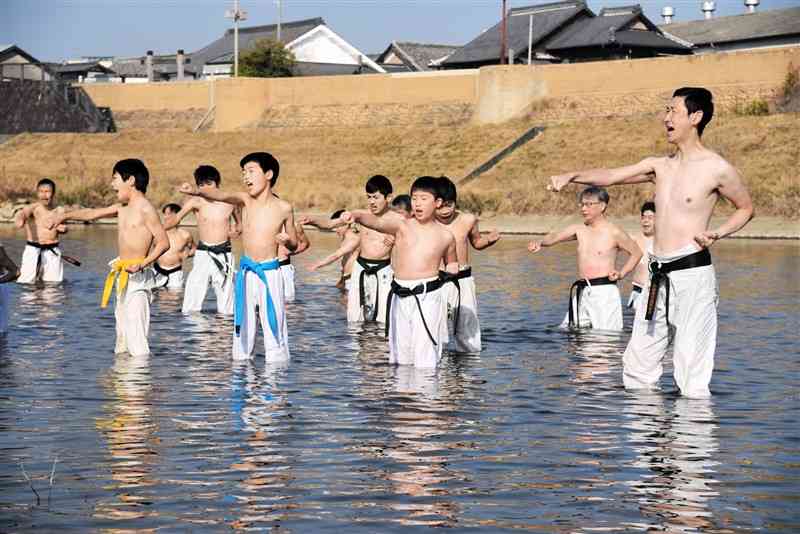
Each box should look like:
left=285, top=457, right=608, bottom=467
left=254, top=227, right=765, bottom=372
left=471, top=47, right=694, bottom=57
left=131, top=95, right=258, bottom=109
left=0, top=225, right=798, bottom=532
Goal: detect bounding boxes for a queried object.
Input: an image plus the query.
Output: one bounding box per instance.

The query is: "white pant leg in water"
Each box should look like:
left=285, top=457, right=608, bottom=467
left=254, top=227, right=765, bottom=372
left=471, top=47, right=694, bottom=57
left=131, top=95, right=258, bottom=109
left=40, top=248, right=64, bottom=283
left=388, top=279, right=445, bottom=368
left=182, top=250, right=212, bottom=313
left=347, top=260, right=367, bottom=322
left=374, top=265, right=393, bottom=324
left=18, top=245, right=40, bottom=284
left=233, top=270, right=289, bottom=361
left=0, top=284, right=10, bottom=334
left=623, top=280, right=671, bottom=392
left=585, top=284, right=623, bottom=331
left=281, top=264, right=296, bottom=303
left=211, top=253, right=235, bottom=315
left=166, top=270, right=184, bottom=290
left=114, top=270, right=152, bottom=357
left=452, top=276, right=482, bottom=353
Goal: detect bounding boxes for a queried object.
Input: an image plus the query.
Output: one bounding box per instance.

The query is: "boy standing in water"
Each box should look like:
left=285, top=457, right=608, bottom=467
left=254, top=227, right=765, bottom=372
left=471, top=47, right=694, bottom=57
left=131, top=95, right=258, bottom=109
left=15, top=178, right=68, bottom=284
left=277, top=219, right=310, bottom=303
left=548, top=87, right=753, bottom=398
left=435, top=176, right=500, bottom=353
left=341, top=176, right=458, bottom=368
left=153, top=203, right=195, bottom=290
left=528, top=186, right=641, bottom=331
left=628, top=201, right=655, bottom=309
left=180, top=152, right=298, bottom=361
left=302, top=210, right=360, bottom=291
left=165, top=165, right=239, bottom=314
left=51, top=159, right=169, bottom=357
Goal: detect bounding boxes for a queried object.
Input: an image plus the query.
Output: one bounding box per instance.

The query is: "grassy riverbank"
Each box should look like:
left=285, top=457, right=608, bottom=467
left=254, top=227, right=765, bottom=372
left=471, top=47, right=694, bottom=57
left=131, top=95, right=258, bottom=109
left=1, top=112, right=797, bottom=220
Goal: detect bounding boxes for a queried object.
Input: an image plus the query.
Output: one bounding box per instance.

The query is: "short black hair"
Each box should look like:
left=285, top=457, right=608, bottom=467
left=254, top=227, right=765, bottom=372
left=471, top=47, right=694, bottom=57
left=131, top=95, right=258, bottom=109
left=113, top=158, right=149, bottom=193
left=365, top=175, right=392, bottom=196
left=437, top=176, right=457, bottom=204
left=162, top=203, right=181, bottom=215
left=673, top=87, right=714, bottom=137
left=580, top=186, right=610, bottom=205
left=194, top=165, right=221, bottom=186
left=240, top=152, right=280, bottom=186
left=37, top=178, right=56, bottom=193
left=410, top=176, right=443, bottom=199
left=391, top=194, right=411, bottom=213
left=641, top=201, right=656, bottom=214
left=331, top=209, right=345, bottom=219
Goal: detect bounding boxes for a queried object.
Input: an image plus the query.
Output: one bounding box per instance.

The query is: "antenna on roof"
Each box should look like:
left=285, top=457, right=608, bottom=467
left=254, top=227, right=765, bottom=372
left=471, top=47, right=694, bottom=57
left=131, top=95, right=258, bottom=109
left=225, top=0, right=248, bottom=76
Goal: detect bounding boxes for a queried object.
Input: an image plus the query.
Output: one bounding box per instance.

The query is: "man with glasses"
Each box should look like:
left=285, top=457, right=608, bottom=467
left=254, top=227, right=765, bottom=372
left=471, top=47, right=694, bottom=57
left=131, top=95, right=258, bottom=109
left=528, top=186, right=642, bottom=331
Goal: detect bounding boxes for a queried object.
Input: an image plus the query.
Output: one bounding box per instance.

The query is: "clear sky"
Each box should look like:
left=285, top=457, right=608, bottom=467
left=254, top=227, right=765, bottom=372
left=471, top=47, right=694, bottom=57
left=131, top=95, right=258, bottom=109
left=2, top=0, right=798, bottom=62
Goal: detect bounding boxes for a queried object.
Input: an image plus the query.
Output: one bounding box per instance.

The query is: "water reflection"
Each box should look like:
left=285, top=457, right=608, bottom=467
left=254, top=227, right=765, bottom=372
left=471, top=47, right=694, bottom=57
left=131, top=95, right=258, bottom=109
left=94, top=353, right=158, bottom=521
left=623, top=394, right=720, bottom=533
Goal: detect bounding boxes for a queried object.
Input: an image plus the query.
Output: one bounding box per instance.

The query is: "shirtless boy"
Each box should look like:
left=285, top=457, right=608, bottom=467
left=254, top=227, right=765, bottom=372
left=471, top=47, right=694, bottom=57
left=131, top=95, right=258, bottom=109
left=341, top=176, right=458, bottom=368
left=153, top=203, right=195, bottom=290
left=51, top=159, right=169, bottom=357
left=277, top=218, right=310, bottom=303
left=166, top=165, right=239, bottom=314
left=15, top=178, right=68, bottom=284
left=391, top=195, right=412, bottom=218
left=347, top=175, right=403, bottom=323
left=549, top=87, right=754, bottom=398
left=0, top=243, right=20, bottom=335
left=179, top=152, right=298, bottom=361
left=435, top=176, right=500, bottom=353
left=528, top=186, right=641, bottom=331
left=628, top=201, right=655, bottom=309
left=304, top=210, right=360, bottom=291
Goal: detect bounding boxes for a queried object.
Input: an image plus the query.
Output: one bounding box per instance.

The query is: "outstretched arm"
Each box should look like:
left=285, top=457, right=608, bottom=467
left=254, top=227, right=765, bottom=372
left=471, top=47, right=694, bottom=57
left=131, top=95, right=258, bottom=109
left=611, top=228, right=643, bottom=281
left=469, top=218, right=500, bottom=250
left=342, top=210, right=402, bottom=236
left=527, top=225, right=579, bottom=253
left=695, top=163, right=754, bottom=248
left=292, top=222, right=310, bottom=255
left=178, top=183, right=247, bottom=207
left=14, top=205, right=35, bottom=229
left=308, top=231, right=360, bottom=271
left=299, top=214, right=342, bottom=230
left=53, top=204, right=120, bottom=226
left=163, top=198, right=197, bottom=231
left=549, top=158, right=658, bottom=191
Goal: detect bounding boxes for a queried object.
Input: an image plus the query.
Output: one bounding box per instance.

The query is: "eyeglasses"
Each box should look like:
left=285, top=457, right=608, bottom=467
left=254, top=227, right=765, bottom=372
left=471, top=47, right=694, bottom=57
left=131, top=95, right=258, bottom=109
left=578, top=201, right=603, bottom=208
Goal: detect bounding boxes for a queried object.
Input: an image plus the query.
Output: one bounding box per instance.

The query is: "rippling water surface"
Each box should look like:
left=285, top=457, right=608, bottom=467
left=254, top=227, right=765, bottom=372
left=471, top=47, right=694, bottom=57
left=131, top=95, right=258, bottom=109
left=0, top=226, right=798, bottom=532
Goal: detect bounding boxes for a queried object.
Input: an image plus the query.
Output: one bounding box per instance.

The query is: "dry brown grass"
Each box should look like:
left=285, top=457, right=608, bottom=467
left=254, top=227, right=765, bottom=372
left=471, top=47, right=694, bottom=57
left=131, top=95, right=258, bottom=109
left=1, top=111, right=798, bottom=219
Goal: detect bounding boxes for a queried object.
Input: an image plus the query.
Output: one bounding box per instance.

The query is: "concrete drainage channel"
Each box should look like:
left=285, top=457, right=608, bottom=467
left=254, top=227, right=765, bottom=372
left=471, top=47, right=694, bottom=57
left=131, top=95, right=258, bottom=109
left=459, top=125, right=545, bottom=186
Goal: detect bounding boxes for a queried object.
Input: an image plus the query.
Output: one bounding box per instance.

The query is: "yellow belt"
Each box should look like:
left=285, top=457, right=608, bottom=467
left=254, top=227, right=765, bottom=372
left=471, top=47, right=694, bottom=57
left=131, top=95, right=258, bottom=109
left=101, top=258, right=144, bottom=308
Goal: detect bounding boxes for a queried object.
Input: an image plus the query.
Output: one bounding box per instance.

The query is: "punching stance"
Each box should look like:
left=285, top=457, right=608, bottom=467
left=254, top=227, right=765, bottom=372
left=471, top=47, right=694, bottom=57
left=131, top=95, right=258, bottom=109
left=180, top=152, right=298, bottom=361
left=434, top=177, right=500, bottom=353
left=15, top=178, right=68, bottom=284
left=529, top=187, right=641, bottom=331
left=153, top=203, right=195, bottom=290
left=52, top=159, right=169, bottom=357
left=304, top=210, right=360, bottom=292
left=628, top=202, right=655, bottom=310
left=166, top=166, right=239, bottom=314
left=550, top=87, right=753, bottom=398
left=342, top=176, right=458, bottom=368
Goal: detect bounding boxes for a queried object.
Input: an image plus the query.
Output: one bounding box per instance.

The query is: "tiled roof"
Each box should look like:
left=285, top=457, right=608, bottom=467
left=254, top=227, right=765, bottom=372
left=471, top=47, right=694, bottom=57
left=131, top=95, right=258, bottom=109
left=443, top=1, right=588, bottom=66
left=377, top=42, right=460, bottom=71
left=189, top=17, right=324, bottom=68
left=109, top=57, right=195, bottom=77
left=658, top=6, right=800, bottom=46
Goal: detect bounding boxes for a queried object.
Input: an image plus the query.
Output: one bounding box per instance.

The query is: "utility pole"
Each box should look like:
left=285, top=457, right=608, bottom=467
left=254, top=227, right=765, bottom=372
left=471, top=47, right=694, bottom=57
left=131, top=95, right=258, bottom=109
left=500, top=0, right=508, bottom=64
left=225, top=0, right=248, bottom=76
left=276, top=0, right=283, bottom=41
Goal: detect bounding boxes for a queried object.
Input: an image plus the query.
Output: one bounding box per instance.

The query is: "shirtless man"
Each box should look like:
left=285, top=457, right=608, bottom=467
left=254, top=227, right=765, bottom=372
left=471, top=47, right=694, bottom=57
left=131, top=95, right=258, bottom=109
left=435, top=176, right=500, bottom=353
left=166, top=165, right=240, bottom=314
left=153, top=203, right=194, bottom=290
left=303, top=210, right=360, bottom=291
left=346, top=175, right=403, bottom=323
left=628, top=201, right=655, bottom=310
left=179, top=152, right=298, bottom=361
left=51, top=159, right=169, bottom=357
left=341, top=176, right=458, bottom=368
left=529, top=186, right=641, bottom=331
left=549, top=87, right=754, bottom=398
left=15, top=178, right=68, bottom=284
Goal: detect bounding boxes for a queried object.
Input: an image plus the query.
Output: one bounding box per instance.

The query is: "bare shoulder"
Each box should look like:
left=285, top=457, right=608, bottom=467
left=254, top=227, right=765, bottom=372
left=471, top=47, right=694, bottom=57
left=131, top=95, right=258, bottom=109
left=459, top=211, right=478, bottom=228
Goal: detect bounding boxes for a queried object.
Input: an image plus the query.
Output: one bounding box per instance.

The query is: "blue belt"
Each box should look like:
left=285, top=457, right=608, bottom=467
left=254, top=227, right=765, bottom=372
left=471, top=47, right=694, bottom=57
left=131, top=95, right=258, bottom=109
left=234, top=255, right=281, bottom=342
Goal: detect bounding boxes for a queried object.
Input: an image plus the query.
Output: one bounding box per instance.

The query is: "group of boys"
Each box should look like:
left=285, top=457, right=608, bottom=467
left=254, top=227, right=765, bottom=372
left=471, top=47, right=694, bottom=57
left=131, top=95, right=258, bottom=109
left=1, top=86, right=754, bottom=399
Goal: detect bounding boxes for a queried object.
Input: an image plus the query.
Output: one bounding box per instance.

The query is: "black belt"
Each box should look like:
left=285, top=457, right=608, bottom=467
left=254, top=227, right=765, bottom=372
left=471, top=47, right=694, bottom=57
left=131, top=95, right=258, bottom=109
left=439, top=267, right=472, bottom=336
left=154, top=263, right=182, bottom=287
left=197, top=240, right=232, bottom=278
left=568, top=276, right=616, bottom=328
left=385, top=277, right=446, bottom=346
left=27, top=241, right=60, bottom=276
left=279, top=257, right=291, bottom=267
left=646, top=248, right=712, bottom=327
left=357, top=256, right=391, bottom=322
left=632, top=284, right=643, bottom=294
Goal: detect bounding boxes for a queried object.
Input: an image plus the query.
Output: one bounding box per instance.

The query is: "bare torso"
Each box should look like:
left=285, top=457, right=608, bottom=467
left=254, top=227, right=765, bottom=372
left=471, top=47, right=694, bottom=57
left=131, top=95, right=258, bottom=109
left=358, top=210, right=399, bottom=260
left=193, top=198, right=235, bottom=245
left=632, top=232, right=654, bottom=286
left=118, top=198, right=158, bottom=261
left=575, top=221, right=624, bottom=279
left=25, top=204, right=62, bottom=244
left=439, top=212, right=475, bottom=267
left=393, top=220, right=454, bottom=280
left=158, top=228, right=191, bottom=269
left=651, top=151, right=725, bottom=254
left=241, top=196, right=289, bottom=262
